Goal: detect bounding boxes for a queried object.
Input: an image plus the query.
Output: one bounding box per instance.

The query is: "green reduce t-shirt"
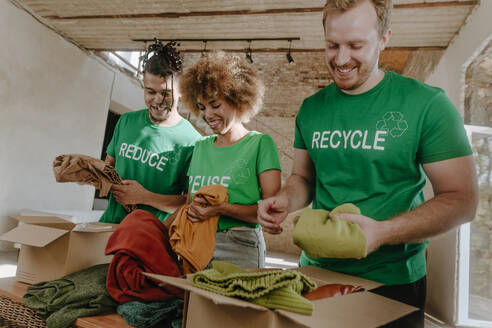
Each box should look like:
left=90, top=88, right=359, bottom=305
left=187, top=131, right=281, bottom=231
left=294, top=71, right=472, bottom=285
left=99, top=109, right=202, bottom=224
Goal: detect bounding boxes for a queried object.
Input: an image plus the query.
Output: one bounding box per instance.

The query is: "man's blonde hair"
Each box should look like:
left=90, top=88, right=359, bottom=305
left=179, top=51, right=264, bottom=123
left=323, top=0, right=393, bottom=37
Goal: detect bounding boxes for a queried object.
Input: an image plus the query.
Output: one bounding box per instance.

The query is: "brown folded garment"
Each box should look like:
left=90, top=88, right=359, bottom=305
left=302, top=283, right=364, bottom=301
left=169, top=184, right=228, bottom=274
left=53, top=154, right=137, bottom=213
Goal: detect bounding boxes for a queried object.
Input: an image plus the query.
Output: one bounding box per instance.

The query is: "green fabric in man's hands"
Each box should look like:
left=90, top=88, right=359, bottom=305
left=293, top=204, right=367, bottom=259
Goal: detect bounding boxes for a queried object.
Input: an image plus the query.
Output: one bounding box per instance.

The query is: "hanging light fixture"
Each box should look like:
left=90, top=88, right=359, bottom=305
left=246, top=40, right=253, bottom=64
left=201, top=40, right=207, bottom=57
left=286, top=39, right=294, bottom=64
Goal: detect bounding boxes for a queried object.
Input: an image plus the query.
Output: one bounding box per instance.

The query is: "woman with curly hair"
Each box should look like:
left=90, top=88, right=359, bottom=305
left=178, top=51, right=281, bottom=268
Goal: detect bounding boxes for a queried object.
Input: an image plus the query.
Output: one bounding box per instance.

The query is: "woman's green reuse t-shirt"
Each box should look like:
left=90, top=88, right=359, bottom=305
left=294, top=71, right=472, bottom=285
left=99, top=109, right=202, bottom=224
left=187, top=131, right=281, bottom=231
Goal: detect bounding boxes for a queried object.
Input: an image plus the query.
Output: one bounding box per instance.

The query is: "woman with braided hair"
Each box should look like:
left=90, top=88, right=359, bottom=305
left=99, top=40, right=202, bottom=224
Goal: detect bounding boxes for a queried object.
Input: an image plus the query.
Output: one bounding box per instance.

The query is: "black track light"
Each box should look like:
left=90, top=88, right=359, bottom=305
left=286, top=39, right=294, bottom=64
left=201, top=40, right=207, bottom=57
left=246, top=40, right=253, bottom=64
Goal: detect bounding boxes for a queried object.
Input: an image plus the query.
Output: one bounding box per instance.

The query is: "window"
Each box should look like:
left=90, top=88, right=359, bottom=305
left=456, top=125, right=492, bottom=327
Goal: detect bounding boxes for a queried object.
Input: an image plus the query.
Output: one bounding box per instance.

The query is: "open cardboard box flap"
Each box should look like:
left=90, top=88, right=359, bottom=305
left=10, top=215, right=76, bottom=230
left=144, top=273, right=268, bottom=312
left=144, top=267, right=418, bottom=328
left=0, top=216, right=118, bottom=247
left=9, top=215, right=117, bottom=233
left=275, top=291, right=418, bottom=328
left=0, top=223, right=68, bottom=247
left=0, top=214, right=116, bottom=284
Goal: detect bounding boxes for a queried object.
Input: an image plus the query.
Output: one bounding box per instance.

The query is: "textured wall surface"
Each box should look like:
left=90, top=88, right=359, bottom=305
left=466, top=40, right=492, bottom=301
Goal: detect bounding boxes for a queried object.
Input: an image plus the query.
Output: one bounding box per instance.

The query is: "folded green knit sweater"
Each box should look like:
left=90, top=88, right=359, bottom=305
left=293, top=204, right=367, bottom=259
left=23, top=264, right=117, bottom=328
left=192, top=261, right=316, bottom=315
left=117, top=299, right=183, bottom=328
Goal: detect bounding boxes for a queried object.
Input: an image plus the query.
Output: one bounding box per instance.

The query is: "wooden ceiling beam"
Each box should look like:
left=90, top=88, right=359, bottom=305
left=44, top=8, right=322, bottom=20
left=90, top=46, right=446, bottom=52
left=394, top=1, right=477, bottom=9
left=44, top=1, right=478, bottom=20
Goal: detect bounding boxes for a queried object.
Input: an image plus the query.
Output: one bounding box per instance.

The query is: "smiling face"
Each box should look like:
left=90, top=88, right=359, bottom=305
left=197, top=97, right=241, bottom=135
left=143, top=72, right=179, bottom=125
left=324, top=0, right=391, bottom=94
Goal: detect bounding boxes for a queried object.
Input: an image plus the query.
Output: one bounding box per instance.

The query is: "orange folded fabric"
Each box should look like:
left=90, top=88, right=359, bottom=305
left=169, top=184, right=228, bottom=274
left=53, top=154, right=136, bottom=212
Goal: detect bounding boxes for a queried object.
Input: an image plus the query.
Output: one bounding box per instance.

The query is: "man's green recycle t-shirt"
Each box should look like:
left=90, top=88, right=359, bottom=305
left=187, top=131, right=281, bottom=231
left=294, top=71, right=472, bottom=285
left=99, top=109, right=202, bottom=224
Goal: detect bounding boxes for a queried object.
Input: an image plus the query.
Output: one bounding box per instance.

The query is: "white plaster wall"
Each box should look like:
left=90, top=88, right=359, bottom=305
left=110, top=70, right=145, bottom=114
left=0, top=0, right=143, bottom=250
left=425, top=1, right=492, bottom=324
left=427, top=1, right=492, bottom=115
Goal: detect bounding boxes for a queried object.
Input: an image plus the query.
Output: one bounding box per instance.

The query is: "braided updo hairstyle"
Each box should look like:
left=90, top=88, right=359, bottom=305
left=140, top=39, right=182, bottom=78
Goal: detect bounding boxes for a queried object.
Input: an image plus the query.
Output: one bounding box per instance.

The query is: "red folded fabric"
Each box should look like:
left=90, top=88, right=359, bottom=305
left=302, top=284, right=365, bottom=301
left=105, top=209, right=183, bottom=303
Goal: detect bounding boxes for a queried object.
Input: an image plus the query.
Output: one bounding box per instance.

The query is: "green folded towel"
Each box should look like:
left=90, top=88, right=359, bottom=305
left=293, top=204, right=367, bottom=259
left=192, top=261, right=316, bottom=315
left=117, top=299, right=183, bottom=328
left=23, top=264, right=117, bottom=328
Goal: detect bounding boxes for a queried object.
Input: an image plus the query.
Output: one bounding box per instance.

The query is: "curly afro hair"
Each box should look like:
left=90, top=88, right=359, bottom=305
left=179, top=51, right=265, bottom=123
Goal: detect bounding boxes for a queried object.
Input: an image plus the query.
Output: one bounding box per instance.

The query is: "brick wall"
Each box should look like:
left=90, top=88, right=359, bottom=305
left=181, top=52, right=328, bottom=182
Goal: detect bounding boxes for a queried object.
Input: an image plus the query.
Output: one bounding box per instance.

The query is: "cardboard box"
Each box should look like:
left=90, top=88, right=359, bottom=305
left=0, top=215, right=117, bottom=284
left=145, top=266, right=418, bottom=328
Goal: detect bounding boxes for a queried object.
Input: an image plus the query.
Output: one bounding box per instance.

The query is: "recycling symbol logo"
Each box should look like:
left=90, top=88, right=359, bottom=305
left=224, top=158, right=251, bottom=185
left=376, top=112, right=408, bottom=138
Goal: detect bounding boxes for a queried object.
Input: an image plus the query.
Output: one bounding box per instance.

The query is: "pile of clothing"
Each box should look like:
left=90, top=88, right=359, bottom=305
left=103, top=185, right=229, bottom=327
left=28, top=157, right=367, bottom=326
left=22, top=262, right=183, bottom=328
left=192, top=261, right=317, bottom=314
left=22, top=264, right=116, bottom=328
left=191, top=261, right=365, bottom=315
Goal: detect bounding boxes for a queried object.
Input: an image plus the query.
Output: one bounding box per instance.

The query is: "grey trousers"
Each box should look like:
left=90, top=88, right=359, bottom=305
left=209, top=227, right=266, bottom=269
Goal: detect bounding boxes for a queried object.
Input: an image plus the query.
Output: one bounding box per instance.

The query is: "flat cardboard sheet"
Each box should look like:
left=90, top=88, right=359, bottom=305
left=71, top=222, right=118, bottom=233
